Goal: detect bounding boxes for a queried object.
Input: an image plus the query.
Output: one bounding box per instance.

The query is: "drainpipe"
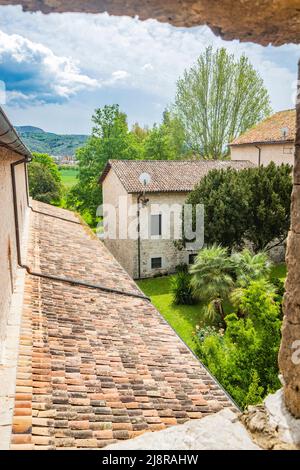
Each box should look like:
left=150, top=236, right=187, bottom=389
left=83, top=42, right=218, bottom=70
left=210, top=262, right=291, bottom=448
left=24, top=159, right=30, bottom=207
left=137, top=192, right=149, bottom=279
left=137, top=193, right=142, bottom=279
left=255, top=144, right=262, bottom=167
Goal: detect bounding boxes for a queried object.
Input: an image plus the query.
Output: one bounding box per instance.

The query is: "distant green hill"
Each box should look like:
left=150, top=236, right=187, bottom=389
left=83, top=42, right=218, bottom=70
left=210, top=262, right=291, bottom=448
left=15, top=126, right=89, bottom=156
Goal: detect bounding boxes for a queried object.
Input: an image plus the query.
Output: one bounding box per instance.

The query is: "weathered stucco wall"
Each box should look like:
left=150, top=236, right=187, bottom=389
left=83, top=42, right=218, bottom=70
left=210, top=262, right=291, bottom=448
left=102, top=168, right=136, bottom=278
left=230, top=143, right=294, bottom=167
left=0, top=149, right=27, bottom=362
left=1, top=1, right=299, bottom=45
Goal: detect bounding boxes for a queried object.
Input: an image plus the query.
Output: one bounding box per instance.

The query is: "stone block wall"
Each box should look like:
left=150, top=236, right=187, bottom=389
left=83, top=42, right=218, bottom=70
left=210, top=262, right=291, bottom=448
left=133, top=192, right=196, bottom=279
left=103, top=176, right=197, bottom=279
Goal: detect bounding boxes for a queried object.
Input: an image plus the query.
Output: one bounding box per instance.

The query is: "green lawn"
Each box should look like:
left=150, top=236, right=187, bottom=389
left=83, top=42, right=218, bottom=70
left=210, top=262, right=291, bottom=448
left=137, top=264, right=287, bottom=352
left=59, top=167, right=79, bottom=189
left=270, top=262, right=287, bottom=281
left=137, top=276, right=215, bottom=352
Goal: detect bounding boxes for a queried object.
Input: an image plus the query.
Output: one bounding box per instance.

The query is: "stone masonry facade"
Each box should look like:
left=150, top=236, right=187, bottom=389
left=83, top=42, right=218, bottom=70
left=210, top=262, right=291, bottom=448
left=101, top=161, right=254, bottom=279
left=10, top=201, right=234, bottom=450
left=136, top=192, right=197, bottom=279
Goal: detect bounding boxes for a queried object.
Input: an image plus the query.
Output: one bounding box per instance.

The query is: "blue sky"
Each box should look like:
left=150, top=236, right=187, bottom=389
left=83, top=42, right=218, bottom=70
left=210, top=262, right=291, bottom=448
left=0, top=5, right=299, bottom=135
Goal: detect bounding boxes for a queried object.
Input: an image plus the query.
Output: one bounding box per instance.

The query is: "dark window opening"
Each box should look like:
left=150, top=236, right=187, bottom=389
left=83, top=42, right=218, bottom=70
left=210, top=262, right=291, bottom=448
left=151, top=257, right=162, bottom=269
left=189, top=254, right=197, bottom=264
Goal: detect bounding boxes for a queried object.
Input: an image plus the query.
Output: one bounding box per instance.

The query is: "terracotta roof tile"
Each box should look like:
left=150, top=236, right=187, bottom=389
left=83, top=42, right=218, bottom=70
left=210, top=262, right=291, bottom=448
left=99, top=159, right=255, bottom=193
left=11, top=201, right=235, bottom=449
left=230, top=109, right=296, bottom=146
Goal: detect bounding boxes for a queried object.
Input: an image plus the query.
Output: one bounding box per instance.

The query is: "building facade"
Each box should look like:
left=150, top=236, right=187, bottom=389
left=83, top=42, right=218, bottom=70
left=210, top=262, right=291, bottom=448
left=0, top=107, right=31, bottom=362
left=100, top=159, right=253, bottom=279
left=230, top=109, right=295, bottom=166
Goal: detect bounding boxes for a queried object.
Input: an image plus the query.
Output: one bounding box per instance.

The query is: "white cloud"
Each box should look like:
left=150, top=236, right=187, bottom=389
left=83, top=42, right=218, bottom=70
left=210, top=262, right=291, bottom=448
left=0, top=7, right=298, bottom=110
left=0, top=29, right=98, bottom=106
left=0, top=5, right=299, bottom=130
left=142, top=63, right=154, bottom=71
left=110, top=70, right=130, bottom=82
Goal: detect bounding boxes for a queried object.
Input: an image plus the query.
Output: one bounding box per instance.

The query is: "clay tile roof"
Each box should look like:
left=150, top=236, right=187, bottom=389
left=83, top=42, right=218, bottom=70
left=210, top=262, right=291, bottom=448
left=11, top=201, right=236, bottom=450
left=100, top=159, right=255, bottom=193
left=230, top=109, right=296, bottom=146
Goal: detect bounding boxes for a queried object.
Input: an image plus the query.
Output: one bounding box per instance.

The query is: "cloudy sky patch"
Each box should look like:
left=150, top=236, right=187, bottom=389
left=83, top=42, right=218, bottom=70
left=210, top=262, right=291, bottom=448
left=0, top=5, right=299, bottom=133
left=0, top=29, right=98, bottom=107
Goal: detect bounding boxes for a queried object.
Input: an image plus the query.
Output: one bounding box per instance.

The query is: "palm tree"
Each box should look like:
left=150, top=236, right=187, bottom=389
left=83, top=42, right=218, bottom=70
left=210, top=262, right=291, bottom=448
left=190, top=245, right=234, bottom=323
left=231, top=249, right=272, bottom=287
left=230, top=249, right=272, bottom=316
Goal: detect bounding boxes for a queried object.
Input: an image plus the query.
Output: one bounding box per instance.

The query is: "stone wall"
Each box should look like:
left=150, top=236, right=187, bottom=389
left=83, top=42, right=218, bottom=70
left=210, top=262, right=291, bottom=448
left=132, top=192, right=196, bottom=279
left=230, top=143, right=294, bottom=167
left=0, top=149, right=28, bottom=362
left=102, top=174, right=196, bottom=279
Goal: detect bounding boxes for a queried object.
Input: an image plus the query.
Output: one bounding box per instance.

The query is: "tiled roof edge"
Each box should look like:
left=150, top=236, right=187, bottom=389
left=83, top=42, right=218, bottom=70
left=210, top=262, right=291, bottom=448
left=230, top=139, right=294, bottom=147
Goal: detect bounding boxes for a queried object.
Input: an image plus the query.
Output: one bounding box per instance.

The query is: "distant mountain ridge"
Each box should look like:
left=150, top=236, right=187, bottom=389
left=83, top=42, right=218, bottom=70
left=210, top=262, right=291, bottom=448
left=15, top=125, right=89, bottom=156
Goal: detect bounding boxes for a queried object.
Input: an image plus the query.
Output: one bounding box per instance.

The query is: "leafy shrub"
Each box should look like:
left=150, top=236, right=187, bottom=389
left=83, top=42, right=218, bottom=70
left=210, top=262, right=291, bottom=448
left=195, top=279, right=282, bottom=409
left=175, top=263, right=189, bottom=273
left=190, top=245, right=234, bottom=323
left=195, top=325, right=222, bottom=342
left=270, top=277, right=285, bottom=298
left=270, top=277, right=285, bottom=319
left=190, top=246, right=273, bottom=323
left=231, top=249, right=271, bottom=287
left=171, top=271, right=196, bottom=305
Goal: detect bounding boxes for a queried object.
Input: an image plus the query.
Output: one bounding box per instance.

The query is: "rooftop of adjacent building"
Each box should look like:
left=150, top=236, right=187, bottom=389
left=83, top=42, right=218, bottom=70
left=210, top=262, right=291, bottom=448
left=100, top=159, right=254, bottom=194
left=230, top=109, right=296, bottom=146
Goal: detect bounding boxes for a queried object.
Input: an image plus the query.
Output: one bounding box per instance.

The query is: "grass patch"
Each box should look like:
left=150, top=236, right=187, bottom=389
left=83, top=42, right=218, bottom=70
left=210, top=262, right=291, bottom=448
left=270, top=263, right=287, bottom=281
left=137, top=264, right=286, bottom=352
left=137, top=276, right=213, bottom=352
left=59, top=167, right=79, bottom=189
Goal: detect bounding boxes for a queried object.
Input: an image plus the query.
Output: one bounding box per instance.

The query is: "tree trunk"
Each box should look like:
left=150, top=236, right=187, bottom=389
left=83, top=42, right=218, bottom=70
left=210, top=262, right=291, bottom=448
left=278, top=59, right=300, bottom=418
left=216, top=300, right=226, bottom=325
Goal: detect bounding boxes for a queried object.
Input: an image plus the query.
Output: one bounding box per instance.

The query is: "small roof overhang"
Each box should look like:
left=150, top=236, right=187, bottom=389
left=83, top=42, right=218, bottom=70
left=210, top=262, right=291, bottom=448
left=0, top=106, right=32, bottom=159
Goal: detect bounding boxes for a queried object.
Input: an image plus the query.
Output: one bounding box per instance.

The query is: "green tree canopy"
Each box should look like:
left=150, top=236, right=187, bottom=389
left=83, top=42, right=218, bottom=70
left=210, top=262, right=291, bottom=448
left=174, top=46, right=272, bottom=159
left=28, top=161, right=62, bottom=204
left=244, top=163, right=293, bottom=252
left=32, top=152, right=61, bottom=183
left=67, top=104, right=143, bottom=223
left=187, top=163, right=292, bottom=251
left=143, top=110, right=189, bottom=160
left=187, top=167, right=251, bottom=250
left=28, top=152, right=63, bottom=204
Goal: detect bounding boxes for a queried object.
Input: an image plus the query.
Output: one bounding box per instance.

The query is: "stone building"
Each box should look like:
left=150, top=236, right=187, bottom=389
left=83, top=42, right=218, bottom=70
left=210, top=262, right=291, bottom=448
left=230, top=109, right=295, bottom=166
left=0, top=106, right=31, bottom=362
left=100, top=159, right=253, bottom=279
